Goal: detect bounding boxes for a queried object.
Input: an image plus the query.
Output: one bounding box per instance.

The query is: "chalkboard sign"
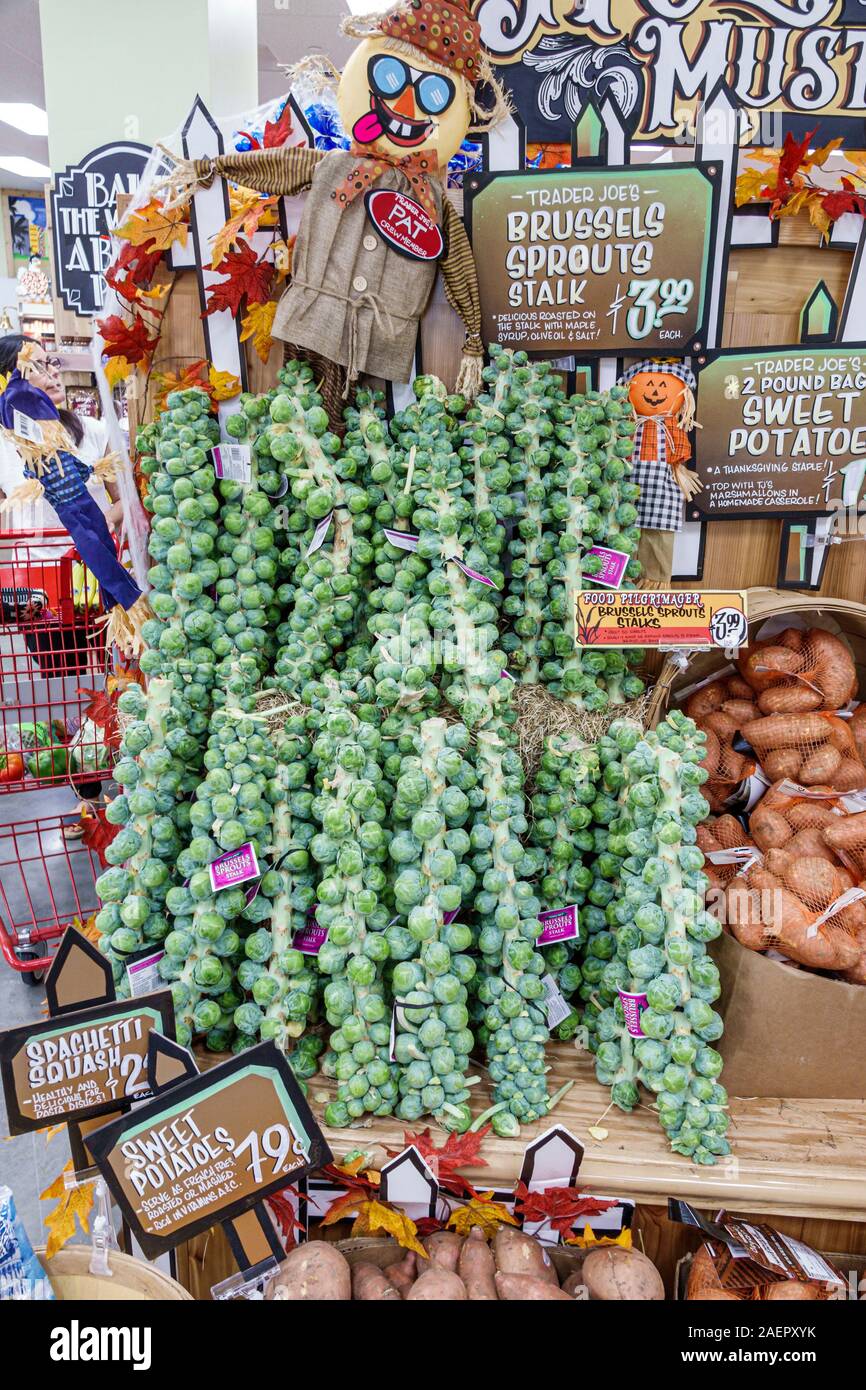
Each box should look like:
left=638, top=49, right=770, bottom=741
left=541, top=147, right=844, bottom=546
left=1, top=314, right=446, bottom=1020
left=692, top=345, right=866, bottom=518
left=0, top=991, right=174, bottom=1135
left=87, top=1041, right=331, bottom=1260
left=464, top=163, right=728, bottom=357
left=50, top=141, right=149, bottom=315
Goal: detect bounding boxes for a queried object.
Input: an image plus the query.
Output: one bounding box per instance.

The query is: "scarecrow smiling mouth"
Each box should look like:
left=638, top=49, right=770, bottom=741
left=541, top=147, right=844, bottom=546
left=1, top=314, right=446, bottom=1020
left=641, top=384, right=669, bottom=408
left=352, top=94, right=434, bottom=148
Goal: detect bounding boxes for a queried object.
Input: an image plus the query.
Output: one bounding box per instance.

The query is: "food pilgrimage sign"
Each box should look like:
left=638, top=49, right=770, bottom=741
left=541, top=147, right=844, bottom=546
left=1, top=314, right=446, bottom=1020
left=50, top=140, right=149, bottom=314
left=690, top=346, right=866, bottom=517
left=464, top=164, right=724, bottom=356
left=475, top=0, right=866, bottom=147
left=87, top=1041, right=331, bottom=1259
left=0, top=991, right=174, bottom=1134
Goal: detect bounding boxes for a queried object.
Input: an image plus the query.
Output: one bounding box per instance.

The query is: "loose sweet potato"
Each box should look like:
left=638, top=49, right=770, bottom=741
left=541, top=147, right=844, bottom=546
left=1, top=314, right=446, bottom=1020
left=406, top=1269, right=467, bottom=1300
left=581, top=1247, right=665, bottom=1301
left=385, top=1251, right=417, bottom=1297
left=352, top=1262, right=402, bottom=1301
left=266, top=1242, right=352, bottom=1301
left=422, top=1231, right=464, bottom=1272
left=493, top=1227, right=558, bottom=1284
left=494, top=1273, right=573, bottom=1301
left=458, top=1228, right=498, bottom=1301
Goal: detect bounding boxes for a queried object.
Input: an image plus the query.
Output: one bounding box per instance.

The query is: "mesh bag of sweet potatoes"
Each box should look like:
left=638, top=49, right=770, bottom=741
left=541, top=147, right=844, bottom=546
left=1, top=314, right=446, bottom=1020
left=719, top=783, right=866, bottom=983
left=681, top=626, right=866, bottom=800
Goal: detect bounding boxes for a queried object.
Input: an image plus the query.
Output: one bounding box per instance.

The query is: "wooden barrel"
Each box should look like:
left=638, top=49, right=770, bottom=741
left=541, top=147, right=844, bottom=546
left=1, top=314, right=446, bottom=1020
left=35, top=1247, right=193, bottom=1301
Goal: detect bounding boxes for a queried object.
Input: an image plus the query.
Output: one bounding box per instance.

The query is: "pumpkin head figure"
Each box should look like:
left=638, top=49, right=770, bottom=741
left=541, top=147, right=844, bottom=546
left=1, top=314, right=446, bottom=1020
left=627, top=366, right=690, bottom=422
left=617, top=357, right=701, bottom=543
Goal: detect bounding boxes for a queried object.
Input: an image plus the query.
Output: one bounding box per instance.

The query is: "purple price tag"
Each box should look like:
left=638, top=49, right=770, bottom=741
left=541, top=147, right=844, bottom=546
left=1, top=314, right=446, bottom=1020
left=292, top=922, right=329, bottom=955
left=383, top=527, right=419, bottom=552
left=448, top=557, right=499, bottom=589
left=618, top=989, right=649, bottom=1038
left=584, top=546, right=630, bottom=588
left=208, top=842, right=260, bottom=893
left=537, top=904, right=579, bottom=946
left=306, top=511, right=334, bottom=557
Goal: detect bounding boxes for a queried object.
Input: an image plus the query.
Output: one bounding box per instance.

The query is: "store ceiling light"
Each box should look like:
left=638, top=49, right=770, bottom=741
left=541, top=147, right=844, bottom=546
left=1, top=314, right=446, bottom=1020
left=0, top=103, right=49, bottom=137
left=0, top=155, right=52, bottom=178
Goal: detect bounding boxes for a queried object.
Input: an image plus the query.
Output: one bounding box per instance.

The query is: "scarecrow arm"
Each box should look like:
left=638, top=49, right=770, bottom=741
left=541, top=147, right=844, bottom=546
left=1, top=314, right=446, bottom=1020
left=440, top=197, right=484, bottom=399
left=192, top=146, right=325, bottom=197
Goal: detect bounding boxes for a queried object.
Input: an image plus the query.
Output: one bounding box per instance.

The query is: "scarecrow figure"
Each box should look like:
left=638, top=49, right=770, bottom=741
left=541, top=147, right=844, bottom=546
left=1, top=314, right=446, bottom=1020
left=618, top=358, right=703, bottom=587
left=159, top=0, right=506, bottom=400
left=0, top=344, right=150, bottom=653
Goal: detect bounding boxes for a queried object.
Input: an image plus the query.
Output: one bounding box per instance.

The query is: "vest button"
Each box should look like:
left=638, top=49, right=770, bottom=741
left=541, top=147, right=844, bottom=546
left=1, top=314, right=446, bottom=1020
left=363, top=235, right=378, bottom=251
left=352, top=275, right=368, bottom=292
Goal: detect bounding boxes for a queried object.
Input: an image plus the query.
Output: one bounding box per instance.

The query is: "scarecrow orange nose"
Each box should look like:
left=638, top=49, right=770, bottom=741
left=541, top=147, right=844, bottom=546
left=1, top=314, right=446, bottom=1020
left=390, top=86, right=418, bottom=120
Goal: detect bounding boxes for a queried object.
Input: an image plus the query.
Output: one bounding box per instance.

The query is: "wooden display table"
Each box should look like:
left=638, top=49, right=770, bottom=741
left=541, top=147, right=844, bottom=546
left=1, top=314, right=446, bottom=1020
left=176, top=1044, right=866, bottom=1297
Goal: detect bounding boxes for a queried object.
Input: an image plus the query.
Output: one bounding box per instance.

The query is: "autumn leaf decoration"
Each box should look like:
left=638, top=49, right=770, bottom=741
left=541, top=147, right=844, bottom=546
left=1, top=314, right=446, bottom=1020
left=203, top=238, right=275, bottom=319
left=735, top=131, right=865, bottom=237
left=266, top=1185, right=305, bottom=1251
left=238, top=101, right=294, bottom=151
left=40, top=1161, right=95, bottom=1260
left=513, top=1182, right=618, bottom=1238
left=446, top=1193, right=518, bottom=1238
left=393, top=1125, right=491, bottom=1199
left=151, top=360, right=242, bottom=416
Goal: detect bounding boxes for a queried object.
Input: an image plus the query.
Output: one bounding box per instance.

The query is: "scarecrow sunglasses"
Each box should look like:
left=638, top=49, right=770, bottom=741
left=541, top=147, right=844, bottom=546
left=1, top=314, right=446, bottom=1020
left=368, top=55, right=455, bottom=116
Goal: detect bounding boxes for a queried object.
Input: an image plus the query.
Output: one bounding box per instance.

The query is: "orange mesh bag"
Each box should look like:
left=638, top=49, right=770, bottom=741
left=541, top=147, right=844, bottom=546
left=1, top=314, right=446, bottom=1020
left=848, top=702, right=866, bottom=764
left=697, top=815, right=759, bottom=890
left=682, top=675, right=758, bottom=809
left=740, top=860, right=861, bottom=971
left=738, top=627, right=857, bottom=714
left=741, top=712, right=866, bottom=791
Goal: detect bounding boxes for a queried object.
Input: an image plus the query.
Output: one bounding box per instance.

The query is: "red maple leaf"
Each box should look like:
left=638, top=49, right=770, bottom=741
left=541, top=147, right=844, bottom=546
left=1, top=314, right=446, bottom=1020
left=78, top=687, right=120, bottom=751
left=97, top=313, right=158, bottom=365
left=79, top=807, right=120, bottom=867
left=236, top=103, right=293, bottom=152
left=414, top=1215, right=446, bottom=1239
left=513, top=1182, right=618, bottom=1237
left=202, top=238, right=274, bottom=318
left=394, top=1126, right=491, bottom=1199
left=264, top=103, right=293, bottom=148
left=266, top=1185, right=305, bottom=1251
left=821, top=178, right=866, bottom=222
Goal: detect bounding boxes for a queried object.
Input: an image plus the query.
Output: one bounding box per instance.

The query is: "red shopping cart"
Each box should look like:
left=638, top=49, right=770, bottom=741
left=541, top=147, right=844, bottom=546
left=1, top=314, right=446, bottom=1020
left=0, top=812, right=102, bottom=984
left=0, top=529, right=112, bottom=793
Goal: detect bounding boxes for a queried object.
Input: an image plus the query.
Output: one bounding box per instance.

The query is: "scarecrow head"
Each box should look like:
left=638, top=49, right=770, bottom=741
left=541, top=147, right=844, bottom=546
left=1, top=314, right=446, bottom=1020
left=620, top=359, right=697, bottom=424
left=338, top=0, right=497, bottom=169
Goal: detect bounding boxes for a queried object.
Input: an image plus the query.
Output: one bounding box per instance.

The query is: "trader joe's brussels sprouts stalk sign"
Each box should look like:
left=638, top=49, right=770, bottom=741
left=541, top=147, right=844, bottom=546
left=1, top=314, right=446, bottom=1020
left=87, top=1042, right=331, bottom=1259
left=464, top=164, right=726, bottom=355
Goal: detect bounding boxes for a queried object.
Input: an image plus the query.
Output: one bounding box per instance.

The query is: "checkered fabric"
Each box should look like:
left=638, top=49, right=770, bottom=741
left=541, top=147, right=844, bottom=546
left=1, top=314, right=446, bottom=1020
left=619, top=358, right=697, bottom=390
left=632, top=418, right=686, bottom=531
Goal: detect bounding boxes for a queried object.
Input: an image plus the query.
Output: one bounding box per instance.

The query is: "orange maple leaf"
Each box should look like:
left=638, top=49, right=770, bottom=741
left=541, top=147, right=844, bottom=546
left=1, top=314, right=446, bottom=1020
left=116, top=198, right=188, bottom=253
left=240, top=300, right=277, bottom=363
